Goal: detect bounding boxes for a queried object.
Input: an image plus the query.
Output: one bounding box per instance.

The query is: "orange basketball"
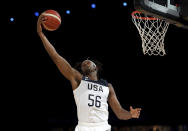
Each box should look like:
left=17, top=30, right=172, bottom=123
left=42, top=10, right=61, bottom=31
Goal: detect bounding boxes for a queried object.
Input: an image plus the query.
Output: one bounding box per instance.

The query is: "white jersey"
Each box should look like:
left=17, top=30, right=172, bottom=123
left=73, top=76, right=110, bottom=123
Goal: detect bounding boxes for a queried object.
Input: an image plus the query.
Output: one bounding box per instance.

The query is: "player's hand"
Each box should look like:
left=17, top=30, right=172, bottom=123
left=37, top=14, right=47, bottom=34
left=130, top=106, right=141, bottom=118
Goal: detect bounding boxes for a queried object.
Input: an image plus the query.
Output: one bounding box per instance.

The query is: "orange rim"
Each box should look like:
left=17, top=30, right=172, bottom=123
left=131, top=11, right=158, bottom=20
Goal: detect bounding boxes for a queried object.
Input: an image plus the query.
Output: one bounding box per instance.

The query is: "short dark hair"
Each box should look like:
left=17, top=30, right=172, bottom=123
left=74, top=59, right=103, bottom=78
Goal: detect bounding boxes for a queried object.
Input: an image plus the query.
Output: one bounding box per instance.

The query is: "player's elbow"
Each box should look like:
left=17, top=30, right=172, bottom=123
left=49, top=51, right=59, bottom=60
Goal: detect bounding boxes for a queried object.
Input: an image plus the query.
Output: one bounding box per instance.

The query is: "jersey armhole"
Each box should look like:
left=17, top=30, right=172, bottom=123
left=73, top=76, right=85, bottom=93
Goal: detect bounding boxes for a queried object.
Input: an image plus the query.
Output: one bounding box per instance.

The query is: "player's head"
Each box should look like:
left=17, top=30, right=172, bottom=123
left=81, top=60, right=97, bottom=75
left=74, top=59, right=103, bottom=77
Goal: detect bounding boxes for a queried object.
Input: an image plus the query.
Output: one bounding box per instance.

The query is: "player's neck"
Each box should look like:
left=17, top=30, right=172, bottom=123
left=87, top=72, right=98, bottom=81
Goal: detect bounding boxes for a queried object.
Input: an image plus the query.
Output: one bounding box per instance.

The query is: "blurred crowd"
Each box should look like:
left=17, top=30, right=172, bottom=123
left=49, top=125, right=188, bottom=131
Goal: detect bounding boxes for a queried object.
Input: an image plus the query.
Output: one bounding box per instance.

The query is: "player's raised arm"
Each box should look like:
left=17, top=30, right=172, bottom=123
left=37, top=15, right=82, bottom=89
left=108, top=83, right=141, bottom=120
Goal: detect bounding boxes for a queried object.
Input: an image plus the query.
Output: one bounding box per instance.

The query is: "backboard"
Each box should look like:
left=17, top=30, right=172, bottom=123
left=134, top=0, right=188, bottom=28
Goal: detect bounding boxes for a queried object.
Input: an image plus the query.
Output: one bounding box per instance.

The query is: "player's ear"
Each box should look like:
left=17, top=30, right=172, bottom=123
left=95, top=66, right=98, bottom=71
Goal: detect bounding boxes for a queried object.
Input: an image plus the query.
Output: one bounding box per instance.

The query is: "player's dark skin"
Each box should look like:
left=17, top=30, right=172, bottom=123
left=37, top=14, right=141, bottom=120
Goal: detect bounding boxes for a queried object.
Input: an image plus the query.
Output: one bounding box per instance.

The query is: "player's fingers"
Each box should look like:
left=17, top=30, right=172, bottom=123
left=135, top=115, right=139, bottom=118
left=37, top=20, right=42, bottom=28
left=38, top=14, right=45, bottom=22
left=41, top=16, right=48, bottom=21
left=37, top=15, right=43, bottom=24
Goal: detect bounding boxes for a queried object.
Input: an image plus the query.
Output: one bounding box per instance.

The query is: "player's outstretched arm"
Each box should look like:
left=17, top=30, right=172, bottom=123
left=37, top=15, right=82, bottom=89
left=108, top=83, right=141, bottom=120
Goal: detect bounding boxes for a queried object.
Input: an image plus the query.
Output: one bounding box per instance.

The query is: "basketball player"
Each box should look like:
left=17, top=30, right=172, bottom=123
left=37, top=15, right=141, bottom=131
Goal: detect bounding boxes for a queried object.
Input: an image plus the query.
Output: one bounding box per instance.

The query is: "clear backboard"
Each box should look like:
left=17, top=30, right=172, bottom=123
left=134, top=0, right=188, bottom=28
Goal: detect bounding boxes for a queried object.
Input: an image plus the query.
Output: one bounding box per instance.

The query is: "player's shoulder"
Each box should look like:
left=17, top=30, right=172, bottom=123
left=108, top=83, right=113, bottom=87
left=99, top=78, right=108, bottom=87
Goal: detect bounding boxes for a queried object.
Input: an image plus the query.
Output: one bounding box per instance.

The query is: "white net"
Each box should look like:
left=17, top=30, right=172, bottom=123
left=132, top=11, right=170, bottom=56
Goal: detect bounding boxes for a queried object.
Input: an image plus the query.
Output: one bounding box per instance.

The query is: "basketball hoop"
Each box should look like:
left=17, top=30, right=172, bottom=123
left=131, top=11, right=169, bottom=56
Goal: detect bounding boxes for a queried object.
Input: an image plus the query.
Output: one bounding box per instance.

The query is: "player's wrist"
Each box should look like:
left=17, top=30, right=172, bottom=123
left=38, top=31, right=44, bottom=36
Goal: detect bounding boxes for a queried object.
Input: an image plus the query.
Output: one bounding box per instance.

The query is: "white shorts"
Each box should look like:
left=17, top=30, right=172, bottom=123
left=75, top=121, right=111, bottom=131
